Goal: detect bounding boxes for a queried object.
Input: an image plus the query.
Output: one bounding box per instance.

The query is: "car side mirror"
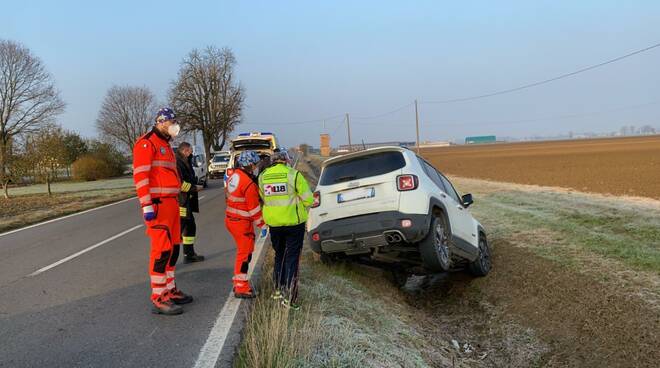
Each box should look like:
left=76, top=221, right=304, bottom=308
left=461, top=193, right=474, bottom=208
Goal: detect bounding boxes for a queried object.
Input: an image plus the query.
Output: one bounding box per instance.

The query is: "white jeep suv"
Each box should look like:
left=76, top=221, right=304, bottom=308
left=307, top=146, right=491, bottom=277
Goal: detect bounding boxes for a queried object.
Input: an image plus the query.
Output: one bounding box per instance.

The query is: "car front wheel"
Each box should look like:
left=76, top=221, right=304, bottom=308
left=468, top=235, right=491, bottom=276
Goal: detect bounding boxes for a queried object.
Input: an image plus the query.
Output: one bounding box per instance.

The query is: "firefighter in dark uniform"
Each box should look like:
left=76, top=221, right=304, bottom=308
left=176, top=142, right=205, bottom=263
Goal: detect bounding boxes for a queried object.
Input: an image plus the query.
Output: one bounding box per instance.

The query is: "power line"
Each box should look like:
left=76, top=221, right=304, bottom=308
left=331, top=115, right=345, bottom=135
left=351, top=102, right=414, bottom=120
left=242, top=113, right=345, bottom=126
left=351, top=99, right=660, bottom=128
left=421, top=41, right=660, bottom=104
left=241, top=41, right=660, bottom=133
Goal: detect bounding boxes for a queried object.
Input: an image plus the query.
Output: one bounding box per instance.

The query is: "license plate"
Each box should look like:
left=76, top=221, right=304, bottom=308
left=337, top=187, right=375, bottom=203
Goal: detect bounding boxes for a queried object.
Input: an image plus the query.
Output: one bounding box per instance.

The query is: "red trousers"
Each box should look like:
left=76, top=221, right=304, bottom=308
left=145, top=197, right=181, bottom=301
left=225, top=216, right=255, bottom=293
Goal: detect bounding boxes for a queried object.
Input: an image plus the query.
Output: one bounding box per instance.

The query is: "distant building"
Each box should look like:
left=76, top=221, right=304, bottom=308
left=465, top=135, right=496, bottom=144
left=320, top=134, right=331, bottom=157
left=338, top=141, right=416, bottom=151
left=420, top=141, right=451, bottom=148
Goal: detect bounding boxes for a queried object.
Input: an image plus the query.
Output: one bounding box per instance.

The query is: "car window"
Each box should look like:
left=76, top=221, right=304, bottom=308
left=213, top=155, right=229, bottom=162
left=417, top=157, right=447, bottom=192
left=320, top=151, right=406, bottom=185
left=438, top=173, right=462, bottom=204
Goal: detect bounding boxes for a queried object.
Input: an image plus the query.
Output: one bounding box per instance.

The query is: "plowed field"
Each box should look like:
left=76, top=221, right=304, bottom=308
left=423, top=135, right=660, bottom=199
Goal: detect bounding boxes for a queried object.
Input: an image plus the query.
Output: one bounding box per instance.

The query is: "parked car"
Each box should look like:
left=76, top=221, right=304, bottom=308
left=226, top=132, right=278, bottom=173
left=307, top=146, right=491, bottom=279
left=208, top=151, right=230, bottom=179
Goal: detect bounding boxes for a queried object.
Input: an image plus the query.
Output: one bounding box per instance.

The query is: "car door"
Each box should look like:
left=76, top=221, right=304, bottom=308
left=437, top=172, right=475, bottom=245
left=418, top=160, right=467, bottom=236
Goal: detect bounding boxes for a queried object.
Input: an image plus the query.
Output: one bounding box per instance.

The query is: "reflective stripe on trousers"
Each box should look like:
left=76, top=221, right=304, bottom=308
left=226, top=205, right=261, bottom=218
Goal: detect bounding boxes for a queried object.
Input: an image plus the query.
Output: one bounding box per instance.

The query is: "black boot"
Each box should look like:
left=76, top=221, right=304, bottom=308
left=183, top=245, right=205, bottom=263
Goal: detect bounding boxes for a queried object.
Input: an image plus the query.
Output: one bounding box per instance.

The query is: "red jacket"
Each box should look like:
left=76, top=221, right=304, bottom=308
left=225, top=168, right=264, bottom=227
left=132, top=129, right=180, bottom=207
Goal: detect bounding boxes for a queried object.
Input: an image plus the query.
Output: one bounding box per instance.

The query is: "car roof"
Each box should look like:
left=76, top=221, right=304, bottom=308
left=322, top=146, right=409, bottom=168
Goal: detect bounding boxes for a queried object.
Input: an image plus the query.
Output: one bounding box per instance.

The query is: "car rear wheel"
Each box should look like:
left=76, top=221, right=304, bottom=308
left=468, top=235, right=491, bottom=276
left=419, top=211, right=452, bottom=272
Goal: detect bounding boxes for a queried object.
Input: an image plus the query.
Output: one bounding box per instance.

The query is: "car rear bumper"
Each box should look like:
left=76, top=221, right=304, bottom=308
left=308, top=211, right=430, bottom=254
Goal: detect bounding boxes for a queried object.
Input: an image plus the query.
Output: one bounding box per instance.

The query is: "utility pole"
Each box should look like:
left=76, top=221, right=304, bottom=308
left=346, top=113, right=352, bottom=151
left=415, top=99, right=420, bottom=154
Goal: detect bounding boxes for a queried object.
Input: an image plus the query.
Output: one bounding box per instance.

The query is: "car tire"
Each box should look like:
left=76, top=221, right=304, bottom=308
left=419, top=210, right=452, bottom=272
left=468, top=234, right=491, bottom=276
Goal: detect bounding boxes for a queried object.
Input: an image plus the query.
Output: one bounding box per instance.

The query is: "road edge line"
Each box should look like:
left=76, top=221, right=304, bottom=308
left=0, top=196, right=137, bottom=238
left=193, top=234, right=268, bottom=368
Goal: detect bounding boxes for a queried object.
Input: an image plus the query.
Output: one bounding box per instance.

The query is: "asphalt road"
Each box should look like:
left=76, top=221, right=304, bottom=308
left=0, top=179, right=250, bottom=368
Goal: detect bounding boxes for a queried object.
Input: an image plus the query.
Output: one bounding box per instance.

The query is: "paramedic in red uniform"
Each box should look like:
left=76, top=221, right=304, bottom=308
left=132, top=107, right=193, bottom=315
left=224, top=150, right=265, bottom=298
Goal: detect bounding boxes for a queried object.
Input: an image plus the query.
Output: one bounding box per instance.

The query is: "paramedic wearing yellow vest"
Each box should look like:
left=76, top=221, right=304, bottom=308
left=258, top=149, right=313, bottom=310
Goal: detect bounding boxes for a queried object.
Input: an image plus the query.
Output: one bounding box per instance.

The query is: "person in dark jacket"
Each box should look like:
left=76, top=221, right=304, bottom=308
left=176, top=142, right=205, bottom=263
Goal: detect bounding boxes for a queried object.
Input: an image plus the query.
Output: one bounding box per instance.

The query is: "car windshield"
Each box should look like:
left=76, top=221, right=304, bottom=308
left=320, top=151, right=406, bottom=185
left=213, top=155, right=229, bottom=163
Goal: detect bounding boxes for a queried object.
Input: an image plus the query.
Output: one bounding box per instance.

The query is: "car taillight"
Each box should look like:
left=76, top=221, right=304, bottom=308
left=312, top=232, right=320, bottom=241
left=397, top=174, right=418, bottom=191
left=312, top=191, right=321, bottom=208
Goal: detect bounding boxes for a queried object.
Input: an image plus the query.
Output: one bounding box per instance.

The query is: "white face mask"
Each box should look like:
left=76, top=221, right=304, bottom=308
left=252, top=167, right=260, bottom=177
left=167, top=123, right=181, bottom=137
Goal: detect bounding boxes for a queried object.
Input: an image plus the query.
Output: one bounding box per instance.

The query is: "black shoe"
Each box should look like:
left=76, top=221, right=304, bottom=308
left=184, top=254, right=205, bottom=263
left=168, top=288, right=194, bottom=305
left=151, top=298, right=183, bottom=315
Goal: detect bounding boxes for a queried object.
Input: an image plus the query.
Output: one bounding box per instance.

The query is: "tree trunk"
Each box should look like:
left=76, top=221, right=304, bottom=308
left=203, top=131, right=213, bottom=165
left=3, top=180, right=9, bottom=199
left=217, top=133, right=227, bottom=152
left=0, top=138, right=7, bottom=191
left=47, top=178, right=52, bottom=197
left=203, top=140, right=212, bottom=167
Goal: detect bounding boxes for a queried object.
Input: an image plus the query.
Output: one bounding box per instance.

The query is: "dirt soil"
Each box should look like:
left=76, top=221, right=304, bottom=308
left=407, top=239, right=659, bottom=368
left=422, top=135, right=660, bottom=199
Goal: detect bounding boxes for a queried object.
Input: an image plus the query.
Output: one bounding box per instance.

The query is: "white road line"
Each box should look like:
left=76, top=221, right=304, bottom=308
left=0, top=196, right=137, bottom=238
left=193, top=234, right=267, bottom=368
left=198, top=196, right=206, bottom=200
left=28, top=224, right=144, bottom=277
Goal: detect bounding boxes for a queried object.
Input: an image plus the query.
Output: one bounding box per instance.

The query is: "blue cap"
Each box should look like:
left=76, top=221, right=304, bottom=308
left=237, top=150, right=260, bottom=167
left=155, top=107, right=176, bottom=122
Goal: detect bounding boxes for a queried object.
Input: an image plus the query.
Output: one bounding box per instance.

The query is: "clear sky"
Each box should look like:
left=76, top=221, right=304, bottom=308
left=4, top=0, right=660, bottom=147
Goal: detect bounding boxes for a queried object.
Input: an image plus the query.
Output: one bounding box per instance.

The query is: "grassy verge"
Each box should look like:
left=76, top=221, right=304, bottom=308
left=0, top=177, right=135, bottom=233
left=463, top=180, right=660, bottom=272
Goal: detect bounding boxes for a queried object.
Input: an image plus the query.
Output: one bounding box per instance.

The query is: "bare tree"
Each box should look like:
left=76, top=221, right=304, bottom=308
left=96, top=85, right=157, bottom=154
left=170, top=46, right=245, bottom=161
left=24, top=125, right=67, bottom=196
left=1, top=136, right=31, bottom=198
left=0, top=40, right=65, bottom=196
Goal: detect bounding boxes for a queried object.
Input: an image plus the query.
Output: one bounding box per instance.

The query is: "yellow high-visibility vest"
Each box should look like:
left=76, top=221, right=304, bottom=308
left=258, top=163, right=313, bottom=227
